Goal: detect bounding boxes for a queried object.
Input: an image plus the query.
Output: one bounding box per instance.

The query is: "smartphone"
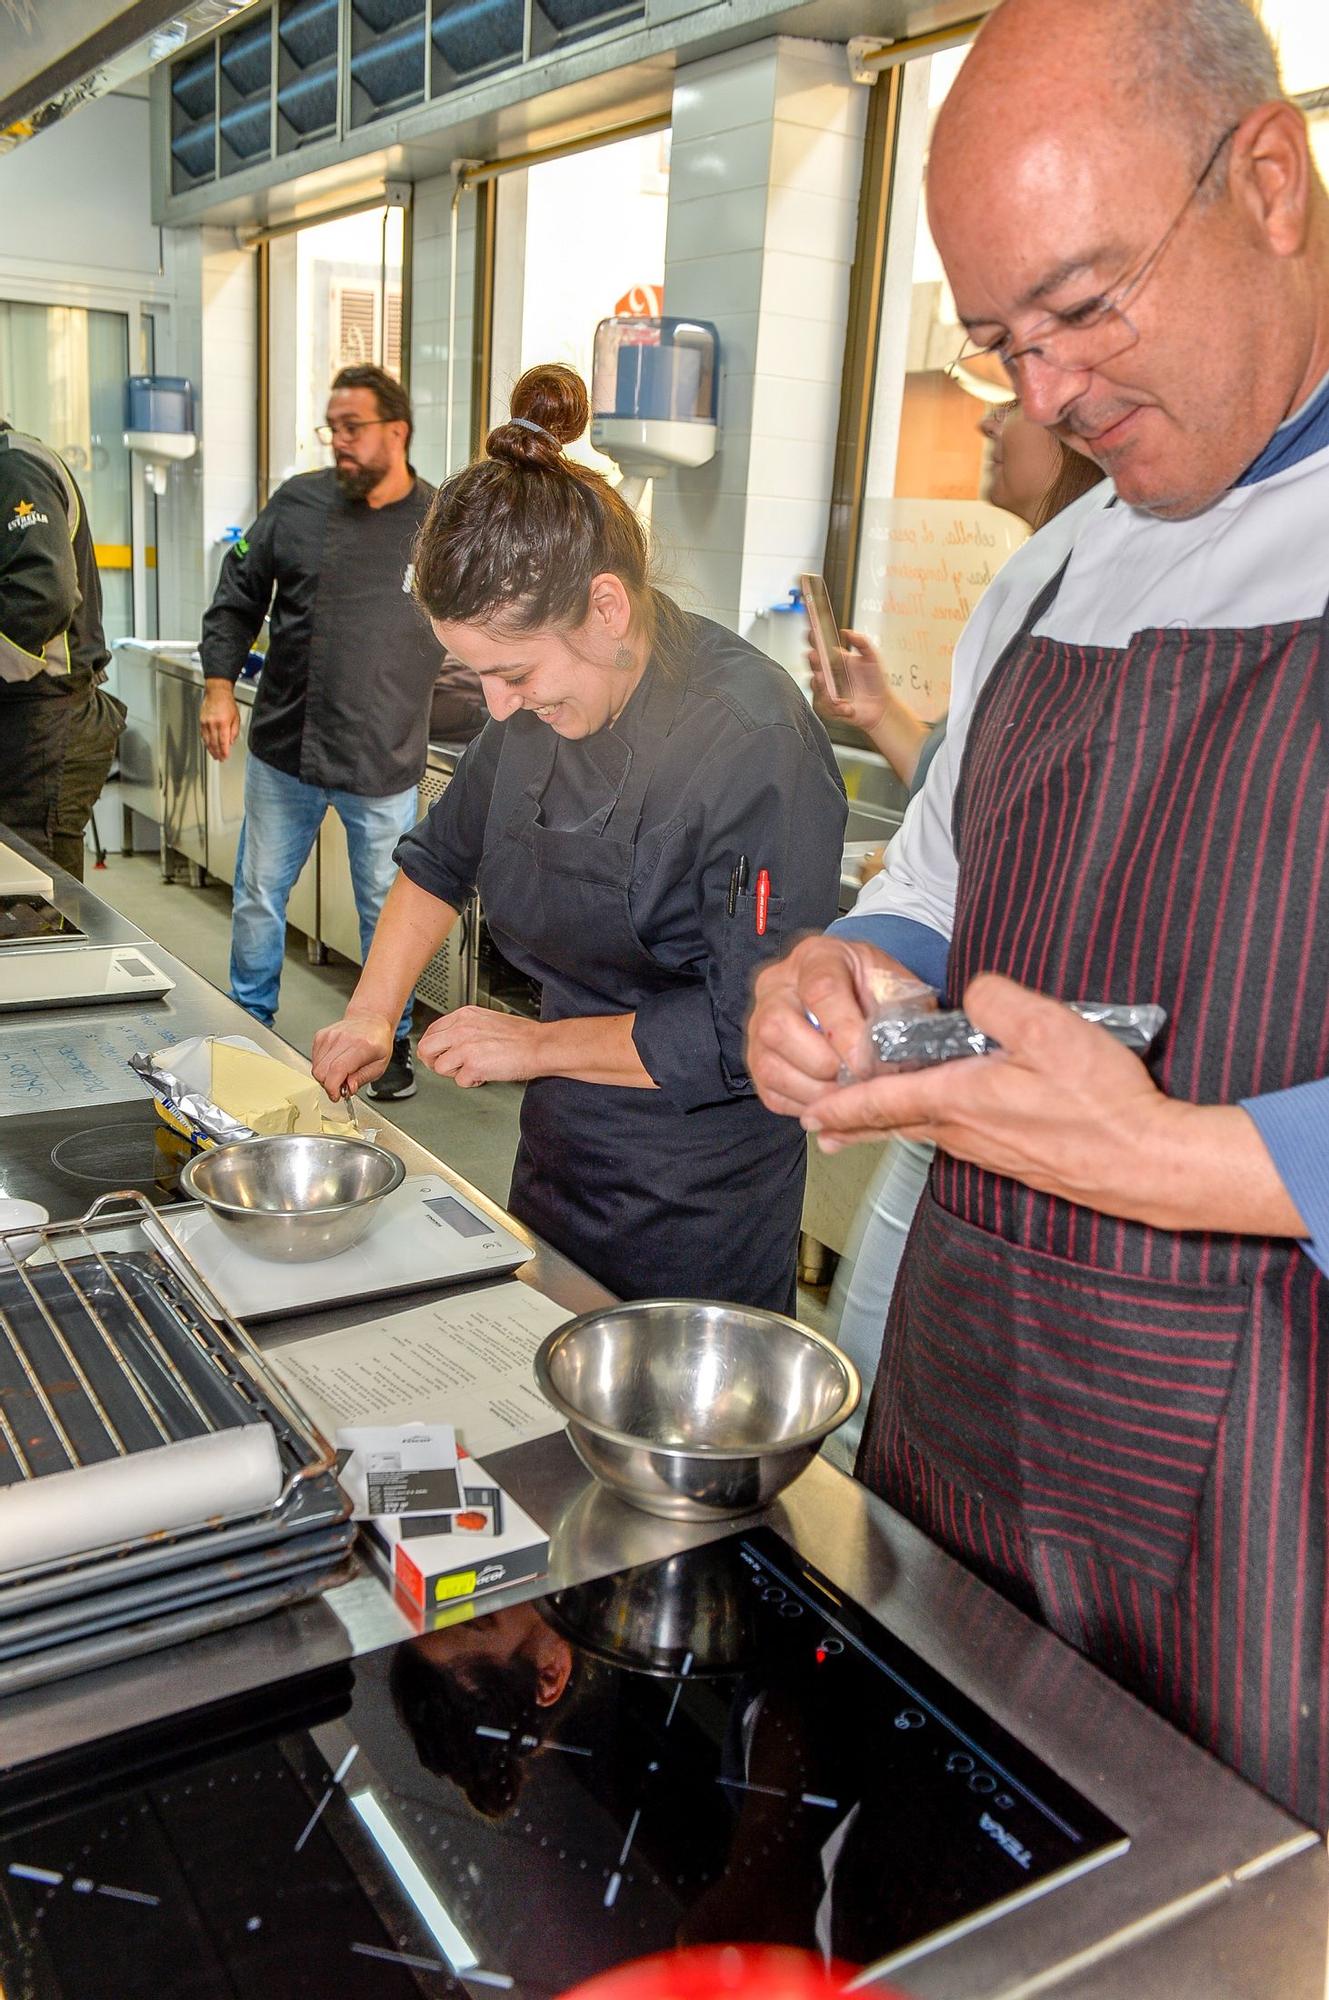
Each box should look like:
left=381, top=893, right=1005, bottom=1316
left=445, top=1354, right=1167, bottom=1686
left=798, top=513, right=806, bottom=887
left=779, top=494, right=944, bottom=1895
left=800, top=572, right=853, bottom=700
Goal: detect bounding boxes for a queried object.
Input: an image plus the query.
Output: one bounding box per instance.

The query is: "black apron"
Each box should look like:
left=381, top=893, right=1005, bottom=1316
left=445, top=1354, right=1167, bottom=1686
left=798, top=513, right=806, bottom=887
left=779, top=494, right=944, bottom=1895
left=476, top=669, right=803, bottom=1310
left=858, top=554, right=1329, bottom=1827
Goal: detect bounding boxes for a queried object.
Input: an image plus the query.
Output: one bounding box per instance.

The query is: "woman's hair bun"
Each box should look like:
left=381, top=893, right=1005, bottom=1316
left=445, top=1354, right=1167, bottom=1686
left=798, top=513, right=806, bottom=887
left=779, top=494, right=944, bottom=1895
left=486, top=362, right=589, bottom=468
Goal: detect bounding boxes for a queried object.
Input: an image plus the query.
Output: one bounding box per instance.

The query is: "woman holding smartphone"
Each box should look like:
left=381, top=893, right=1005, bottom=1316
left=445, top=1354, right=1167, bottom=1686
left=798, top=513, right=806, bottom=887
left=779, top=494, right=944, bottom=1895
left=312, top=363, right=846, bottom=1311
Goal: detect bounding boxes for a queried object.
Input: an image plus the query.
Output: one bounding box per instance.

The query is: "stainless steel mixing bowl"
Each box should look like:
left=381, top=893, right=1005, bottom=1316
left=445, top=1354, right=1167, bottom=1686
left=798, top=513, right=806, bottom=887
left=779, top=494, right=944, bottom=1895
left=533, top=1300, right=861, bottom=1521
left=180, top=1135, right=406, bottom=1262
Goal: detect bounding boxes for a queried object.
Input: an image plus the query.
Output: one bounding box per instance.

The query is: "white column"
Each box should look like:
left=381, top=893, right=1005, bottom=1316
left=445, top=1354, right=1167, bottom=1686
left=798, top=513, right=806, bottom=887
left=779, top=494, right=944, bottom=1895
left=654, top=37, right=867, bottom=637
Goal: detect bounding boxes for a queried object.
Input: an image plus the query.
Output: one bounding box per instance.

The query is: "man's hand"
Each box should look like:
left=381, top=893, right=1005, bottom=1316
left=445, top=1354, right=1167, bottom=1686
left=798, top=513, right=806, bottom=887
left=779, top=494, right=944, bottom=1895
left=799, top=971, right=1306, bottom=1238
left=746, top=935, right=920, bottom=1117
left=311, top=1011, right=393, bottom=1100
left=418, top=1008, right=545, bottom=1089
left=200, top=680, right=241, bottom=761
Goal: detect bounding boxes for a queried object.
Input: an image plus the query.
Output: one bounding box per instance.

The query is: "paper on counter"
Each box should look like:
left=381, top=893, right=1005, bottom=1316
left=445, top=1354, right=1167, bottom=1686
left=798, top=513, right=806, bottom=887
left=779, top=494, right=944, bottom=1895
left=0, top=1013, right=183, bottom=1119
left=267, top=1280, right=573, bottom=1461
left=336, top=1420, right=460, bottom=1519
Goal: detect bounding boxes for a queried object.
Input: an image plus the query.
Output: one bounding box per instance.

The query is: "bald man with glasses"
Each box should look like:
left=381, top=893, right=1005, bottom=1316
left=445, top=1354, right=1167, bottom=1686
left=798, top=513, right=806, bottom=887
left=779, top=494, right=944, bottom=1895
left=199, top=363, right=441, bottom=1098
left=748, top=0, right=1329, bottom=1826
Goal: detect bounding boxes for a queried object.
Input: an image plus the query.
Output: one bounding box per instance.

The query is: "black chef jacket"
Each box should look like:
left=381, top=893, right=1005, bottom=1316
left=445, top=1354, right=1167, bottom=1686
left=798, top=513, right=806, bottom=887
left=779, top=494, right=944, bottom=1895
left=199, top=469, right=441, bottom=796
left=0, top=425, right=109, bottom=700
left=396, top=616, right=847, bottom=1112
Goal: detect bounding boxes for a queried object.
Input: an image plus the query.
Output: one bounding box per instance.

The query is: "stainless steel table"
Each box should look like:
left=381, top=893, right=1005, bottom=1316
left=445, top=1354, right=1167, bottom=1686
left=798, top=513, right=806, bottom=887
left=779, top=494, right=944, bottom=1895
left=0, top=829, right=1324, bottom=1999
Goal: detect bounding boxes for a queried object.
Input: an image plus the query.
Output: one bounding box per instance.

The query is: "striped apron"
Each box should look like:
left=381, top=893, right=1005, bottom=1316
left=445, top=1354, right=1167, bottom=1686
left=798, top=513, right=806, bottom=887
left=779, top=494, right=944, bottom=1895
left=857, top=557, right=1329, bottom=1827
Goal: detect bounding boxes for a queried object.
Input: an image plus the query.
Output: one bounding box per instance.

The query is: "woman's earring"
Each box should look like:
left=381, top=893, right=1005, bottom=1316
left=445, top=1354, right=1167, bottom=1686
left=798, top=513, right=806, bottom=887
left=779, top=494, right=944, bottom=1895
left=614, top=640, right=633, bottom=670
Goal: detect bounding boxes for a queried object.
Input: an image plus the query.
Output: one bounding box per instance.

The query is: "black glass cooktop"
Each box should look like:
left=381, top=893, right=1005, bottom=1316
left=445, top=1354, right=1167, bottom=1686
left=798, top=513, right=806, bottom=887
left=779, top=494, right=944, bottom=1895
left=0, top=1097, right=190, bottom=1220
left=0, top=1530, right=1126, bottom=1997
left=0, top=896, right=86, bottom=946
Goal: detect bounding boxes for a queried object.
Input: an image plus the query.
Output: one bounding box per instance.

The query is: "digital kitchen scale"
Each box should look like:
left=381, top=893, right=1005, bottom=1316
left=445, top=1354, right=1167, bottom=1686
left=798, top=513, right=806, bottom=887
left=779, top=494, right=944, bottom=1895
left=0, top=1528, right=1128, bottom=1997
left=0, top=945, right=175, bottom=1011
left=157, top=1172, right=531, bottom=1319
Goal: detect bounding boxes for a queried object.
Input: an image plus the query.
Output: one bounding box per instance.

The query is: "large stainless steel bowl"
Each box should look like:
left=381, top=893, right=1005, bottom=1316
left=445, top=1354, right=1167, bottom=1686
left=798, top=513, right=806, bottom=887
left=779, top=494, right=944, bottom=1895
left=180, top=1134, right=405, bottom=1262
left=534, top=1300, right=861, bottom=1521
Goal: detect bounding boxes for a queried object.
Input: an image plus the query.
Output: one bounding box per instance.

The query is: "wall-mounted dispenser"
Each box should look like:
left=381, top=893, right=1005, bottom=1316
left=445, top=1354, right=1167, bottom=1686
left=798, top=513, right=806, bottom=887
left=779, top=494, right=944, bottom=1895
left=590, top=317, right=718, bottom=509
left=124, top=376, right=197, bottom=498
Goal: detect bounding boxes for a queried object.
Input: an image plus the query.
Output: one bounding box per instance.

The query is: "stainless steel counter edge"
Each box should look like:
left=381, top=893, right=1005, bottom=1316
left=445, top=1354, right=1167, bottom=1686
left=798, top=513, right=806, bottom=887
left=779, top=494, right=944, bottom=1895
left=0, top=826, right=1324, bottom=1999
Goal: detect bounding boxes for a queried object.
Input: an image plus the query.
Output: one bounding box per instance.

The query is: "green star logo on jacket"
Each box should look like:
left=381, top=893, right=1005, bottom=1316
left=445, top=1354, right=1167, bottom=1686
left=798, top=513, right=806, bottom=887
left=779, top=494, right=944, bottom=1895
left=234, top=536, right=249, bottom=557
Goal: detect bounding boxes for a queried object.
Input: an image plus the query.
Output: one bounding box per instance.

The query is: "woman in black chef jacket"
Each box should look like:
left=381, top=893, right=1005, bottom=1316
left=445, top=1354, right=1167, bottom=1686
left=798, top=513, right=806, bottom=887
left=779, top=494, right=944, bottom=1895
left=312, top=363, right=846, bottom=1310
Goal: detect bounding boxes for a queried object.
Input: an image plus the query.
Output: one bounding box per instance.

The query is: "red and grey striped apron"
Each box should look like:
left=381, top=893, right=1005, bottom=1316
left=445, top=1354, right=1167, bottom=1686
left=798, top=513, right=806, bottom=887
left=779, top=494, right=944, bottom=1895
left=857, top=556, right=1329, bottom=1826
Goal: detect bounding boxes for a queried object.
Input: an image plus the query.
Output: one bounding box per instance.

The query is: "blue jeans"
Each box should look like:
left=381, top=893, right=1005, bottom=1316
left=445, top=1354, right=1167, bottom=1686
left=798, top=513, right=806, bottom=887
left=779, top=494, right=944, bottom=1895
left=230, top=754, right=418, bottom=1036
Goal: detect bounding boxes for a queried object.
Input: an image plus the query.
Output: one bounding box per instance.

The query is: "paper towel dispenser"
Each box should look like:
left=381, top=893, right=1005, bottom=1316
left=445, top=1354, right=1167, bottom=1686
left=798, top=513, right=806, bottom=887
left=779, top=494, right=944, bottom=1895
left=589, top=317, right=718, bottom=490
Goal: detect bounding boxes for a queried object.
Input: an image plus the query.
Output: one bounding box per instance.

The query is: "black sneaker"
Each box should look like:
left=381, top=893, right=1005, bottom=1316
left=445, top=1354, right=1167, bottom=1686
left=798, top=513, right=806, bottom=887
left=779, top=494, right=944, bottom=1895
left=367, top=1035, right=416, bottom=1101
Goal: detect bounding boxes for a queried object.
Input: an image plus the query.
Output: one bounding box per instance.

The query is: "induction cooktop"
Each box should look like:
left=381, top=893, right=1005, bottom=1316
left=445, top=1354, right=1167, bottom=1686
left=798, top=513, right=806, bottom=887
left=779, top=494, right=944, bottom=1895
left=0, top=896, right=85, bottom=947
left=0, top=1097, right=190, bottom=1220
left=0, top=1529, right=1127, bottom=1997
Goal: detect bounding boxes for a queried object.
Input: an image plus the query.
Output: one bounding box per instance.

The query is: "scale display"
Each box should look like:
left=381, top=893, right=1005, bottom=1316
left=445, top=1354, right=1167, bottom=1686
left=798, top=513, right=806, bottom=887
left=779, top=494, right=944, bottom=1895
left=0, top=1530, right=1127, bottom=1996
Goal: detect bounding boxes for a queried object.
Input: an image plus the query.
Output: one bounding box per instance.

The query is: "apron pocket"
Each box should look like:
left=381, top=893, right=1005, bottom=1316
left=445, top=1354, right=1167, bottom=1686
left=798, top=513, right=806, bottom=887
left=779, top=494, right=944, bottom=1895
left=895, top=1193, right=1249, bottom=1596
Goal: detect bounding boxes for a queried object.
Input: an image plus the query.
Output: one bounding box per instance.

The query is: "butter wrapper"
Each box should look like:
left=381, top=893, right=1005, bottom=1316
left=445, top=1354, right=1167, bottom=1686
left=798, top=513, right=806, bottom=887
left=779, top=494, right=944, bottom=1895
left=130, top=1033, right=364, bottom=1150
left=129, top=1034, right=266, bottom=1149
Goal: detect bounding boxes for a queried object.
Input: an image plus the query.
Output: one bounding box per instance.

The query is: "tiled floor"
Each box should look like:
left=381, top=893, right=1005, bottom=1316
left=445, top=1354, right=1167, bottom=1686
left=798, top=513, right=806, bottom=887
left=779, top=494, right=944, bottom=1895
left=91, top=848, right=832, bottom=1333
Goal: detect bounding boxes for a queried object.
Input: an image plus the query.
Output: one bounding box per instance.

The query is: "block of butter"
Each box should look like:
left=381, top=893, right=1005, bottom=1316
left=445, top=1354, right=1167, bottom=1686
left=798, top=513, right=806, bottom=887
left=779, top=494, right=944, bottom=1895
left=209, top=1041, right=357, bottom=1138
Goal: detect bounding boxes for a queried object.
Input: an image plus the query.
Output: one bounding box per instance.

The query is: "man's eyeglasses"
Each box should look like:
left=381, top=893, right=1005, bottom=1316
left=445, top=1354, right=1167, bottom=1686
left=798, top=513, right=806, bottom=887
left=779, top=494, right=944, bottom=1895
left=316, top=418, right=386, bottom=444
left=948, top=121, right=1240, bottom=389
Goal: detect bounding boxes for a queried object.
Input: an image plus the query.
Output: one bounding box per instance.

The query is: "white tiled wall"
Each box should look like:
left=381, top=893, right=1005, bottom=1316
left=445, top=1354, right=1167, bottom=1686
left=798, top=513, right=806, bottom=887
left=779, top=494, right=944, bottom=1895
left=653, top=37, right=866, bottom=639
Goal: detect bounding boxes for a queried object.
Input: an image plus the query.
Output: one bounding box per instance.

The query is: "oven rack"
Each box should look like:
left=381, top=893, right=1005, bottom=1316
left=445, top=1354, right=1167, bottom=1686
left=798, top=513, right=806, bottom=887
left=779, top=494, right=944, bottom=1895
left=0, top=1191, right=346, bottom=1595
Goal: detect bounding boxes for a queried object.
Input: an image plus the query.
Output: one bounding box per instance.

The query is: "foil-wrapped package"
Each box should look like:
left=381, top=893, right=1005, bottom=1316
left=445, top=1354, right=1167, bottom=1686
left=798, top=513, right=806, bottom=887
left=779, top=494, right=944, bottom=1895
left=845, top=984, right=1167, bottom=1080
left=129, top=1038, right=264, bottom=1149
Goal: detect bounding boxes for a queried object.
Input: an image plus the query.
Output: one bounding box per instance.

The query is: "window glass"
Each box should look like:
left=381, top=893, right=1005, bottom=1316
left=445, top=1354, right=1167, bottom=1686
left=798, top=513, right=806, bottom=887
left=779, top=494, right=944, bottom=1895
left=851, top=49, right=1028, bottom=728
left=268, top=204, right=405, bottom=486
left=0, top=300, right=133, bottom=642
left=489, top=130, right=670, bottom=485
left=1258, top=0, right=1329, bottom=177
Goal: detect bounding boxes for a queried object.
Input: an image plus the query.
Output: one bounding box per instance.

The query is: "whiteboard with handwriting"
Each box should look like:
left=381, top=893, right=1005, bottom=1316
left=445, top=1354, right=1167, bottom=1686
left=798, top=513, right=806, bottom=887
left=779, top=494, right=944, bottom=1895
left=0, top=1014, right=181, bottom=1119
left=857, top=498, right=1029, bottom=720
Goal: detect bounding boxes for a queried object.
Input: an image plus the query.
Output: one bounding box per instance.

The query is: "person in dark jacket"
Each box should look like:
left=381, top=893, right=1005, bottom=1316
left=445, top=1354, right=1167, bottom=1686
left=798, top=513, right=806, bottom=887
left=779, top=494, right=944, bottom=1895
left=0, top=422, right=125, bottom=879
left=200, top=364, right=442, bottom=1099
left=312, top=362, right=847, bottom=1312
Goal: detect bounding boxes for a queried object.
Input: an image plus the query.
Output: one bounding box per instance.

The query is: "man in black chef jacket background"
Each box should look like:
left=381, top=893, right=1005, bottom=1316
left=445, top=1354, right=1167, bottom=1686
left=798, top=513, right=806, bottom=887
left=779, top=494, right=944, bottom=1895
left=200, top=364, right=442, bottom=1100
left=0, top=421, right=125, bottom=879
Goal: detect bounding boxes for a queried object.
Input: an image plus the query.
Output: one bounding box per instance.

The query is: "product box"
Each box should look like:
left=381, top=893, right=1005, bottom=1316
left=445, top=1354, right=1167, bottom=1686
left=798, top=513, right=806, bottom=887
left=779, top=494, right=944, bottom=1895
left=366, top=1458, right=548, bottom=1614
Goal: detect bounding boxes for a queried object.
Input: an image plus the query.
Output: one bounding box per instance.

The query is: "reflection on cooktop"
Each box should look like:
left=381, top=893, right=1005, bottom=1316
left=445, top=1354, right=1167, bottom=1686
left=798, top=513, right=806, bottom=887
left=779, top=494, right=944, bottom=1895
left=49, top=1121, right=183, bottom=1191
left=0, top=1099, right=188, bottom=1219
left=0, top=1531, right=1127, bottom=1998
left=0, top=896, right=86, bottom=946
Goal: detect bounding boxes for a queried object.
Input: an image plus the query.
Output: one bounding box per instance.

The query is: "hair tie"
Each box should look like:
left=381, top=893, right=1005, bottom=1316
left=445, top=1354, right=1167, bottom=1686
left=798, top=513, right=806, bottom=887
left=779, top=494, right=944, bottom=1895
left=508, top=416, right=560, bottom=449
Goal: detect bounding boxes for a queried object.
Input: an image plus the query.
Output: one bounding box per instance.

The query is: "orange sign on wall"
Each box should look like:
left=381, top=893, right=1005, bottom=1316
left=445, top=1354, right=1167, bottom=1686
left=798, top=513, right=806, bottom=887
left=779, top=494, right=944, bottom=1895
left=614, top=284, right=664, bottom=317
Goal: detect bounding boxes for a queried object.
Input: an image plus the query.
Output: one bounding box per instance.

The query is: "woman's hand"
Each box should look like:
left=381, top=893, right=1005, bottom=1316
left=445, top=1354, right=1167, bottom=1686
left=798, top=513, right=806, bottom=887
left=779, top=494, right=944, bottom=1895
left=418, top=1008, right=546, bottom=1088
left=806, top=627, right=932, bottom=789
left=311, top=1011, right=394, bottom=1100
left=806, top=628, right=890, bottom=733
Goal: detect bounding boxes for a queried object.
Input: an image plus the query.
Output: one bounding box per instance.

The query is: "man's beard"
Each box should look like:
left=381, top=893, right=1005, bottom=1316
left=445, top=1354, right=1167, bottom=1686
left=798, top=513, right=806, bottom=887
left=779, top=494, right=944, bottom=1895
left=335, top=456, right=384, bottom=500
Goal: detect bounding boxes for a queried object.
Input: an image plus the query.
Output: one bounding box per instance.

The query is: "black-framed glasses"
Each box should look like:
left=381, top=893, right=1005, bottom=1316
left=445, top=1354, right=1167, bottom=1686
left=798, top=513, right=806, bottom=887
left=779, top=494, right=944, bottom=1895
left=948, top=121, right=1240, bottom=388
left=315, top=418, right=386, bottom=444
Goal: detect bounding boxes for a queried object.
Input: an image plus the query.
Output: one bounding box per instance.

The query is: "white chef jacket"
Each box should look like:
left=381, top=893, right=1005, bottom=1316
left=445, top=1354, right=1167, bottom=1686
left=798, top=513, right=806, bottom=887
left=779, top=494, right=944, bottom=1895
left=850, top=439, right=1329, bottom=942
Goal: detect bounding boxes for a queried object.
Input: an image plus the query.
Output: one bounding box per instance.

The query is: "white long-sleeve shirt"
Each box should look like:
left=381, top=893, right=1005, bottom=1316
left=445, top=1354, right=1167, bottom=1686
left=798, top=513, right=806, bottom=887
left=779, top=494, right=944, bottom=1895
left=834, top=434, right=1329, bottom=1275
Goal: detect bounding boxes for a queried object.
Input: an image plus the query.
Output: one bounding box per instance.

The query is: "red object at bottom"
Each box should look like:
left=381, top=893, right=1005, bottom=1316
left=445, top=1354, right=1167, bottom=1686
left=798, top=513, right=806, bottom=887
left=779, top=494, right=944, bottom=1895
left=558, top=1946, right=903, bottom=2000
